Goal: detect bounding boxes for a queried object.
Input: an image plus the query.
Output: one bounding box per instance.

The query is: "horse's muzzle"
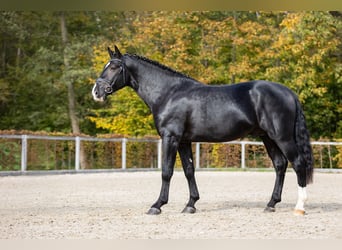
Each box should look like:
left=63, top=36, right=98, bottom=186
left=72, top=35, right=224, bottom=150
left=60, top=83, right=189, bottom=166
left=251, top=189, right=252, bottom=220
left=92, top=83, right=106, bottom=102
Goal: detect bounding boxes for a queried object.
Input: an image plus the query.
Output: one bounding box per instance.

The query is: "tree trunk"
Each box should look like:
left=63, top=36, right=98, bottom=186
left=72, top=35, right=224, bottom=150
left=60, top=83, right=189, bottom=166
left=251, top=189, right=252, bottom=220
left=16, top=47, right=21, bottom=73
left=231, top=11, right=237, bottom=83
left=60, top=12, right=88, bottom=169
left=1, top=41, right=5, bottom=76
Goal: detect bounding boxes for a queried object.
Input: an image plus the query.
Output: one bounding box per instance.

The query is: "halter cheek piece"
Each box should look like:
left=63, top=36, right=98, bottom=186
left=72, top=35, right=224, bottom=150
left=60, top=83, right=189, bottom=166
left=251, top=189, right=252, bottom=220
left=96, top=58, right=127, bottom=94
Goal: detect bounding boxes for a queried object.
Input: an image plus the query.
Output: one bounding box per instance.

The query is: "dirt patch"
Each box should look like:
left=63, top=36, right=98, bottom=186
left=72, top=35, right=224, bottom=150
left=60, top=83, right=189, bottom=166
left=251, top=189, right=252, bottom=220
left=0, top=171, right=341, bottom=239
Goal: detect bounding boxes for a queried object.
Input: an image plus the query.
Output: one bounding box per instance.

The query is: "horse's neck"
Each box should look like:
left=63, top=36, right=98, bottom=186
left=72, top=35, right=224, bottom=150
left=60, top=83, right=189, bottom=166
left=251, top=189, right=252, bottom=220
left=126, top=57, right=182, bottom=111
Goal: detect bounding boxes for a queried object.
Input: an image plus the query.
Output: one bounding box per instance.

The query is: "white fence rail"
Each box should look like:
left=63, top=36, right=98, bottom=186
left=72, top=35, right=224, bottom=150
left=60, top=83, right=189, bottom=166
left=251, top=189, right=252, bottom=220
left=0, top=135, right=341, bottom=172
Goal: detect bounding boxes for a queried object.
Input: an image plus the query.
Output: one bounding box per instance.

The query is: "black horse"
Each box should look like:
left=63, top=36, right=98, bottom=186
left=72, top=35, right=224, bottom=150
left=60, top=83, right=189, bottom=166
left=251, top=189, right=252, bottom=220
left=92, top=46, right=313, bottom=215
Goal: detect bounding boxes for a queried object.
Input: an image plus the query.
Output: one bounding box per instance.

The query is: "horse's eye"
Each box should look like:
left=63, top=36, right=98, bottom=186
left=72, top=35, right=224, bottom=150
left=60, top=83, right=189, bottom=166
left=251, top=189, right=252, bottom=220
left=110, top=64, right=120, bottom=71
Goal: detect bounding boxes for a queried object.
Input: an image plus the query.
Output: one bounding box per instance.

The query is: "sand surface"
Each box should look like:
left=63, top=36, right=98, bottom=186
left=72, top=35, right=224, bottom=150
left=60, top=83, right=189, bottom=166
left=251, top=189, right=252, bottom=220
left=0, top=171, right=341, bottom=239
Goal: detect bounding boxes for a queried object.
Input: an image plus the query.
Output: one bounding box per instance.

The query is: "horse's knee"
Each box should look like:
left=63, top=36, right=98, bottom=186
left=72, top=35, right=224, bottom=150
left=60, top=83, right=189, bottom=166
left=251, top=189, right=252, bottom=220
left=184, top=165, right=194, bottom=179
left=162, top=170, right=173, bottom=182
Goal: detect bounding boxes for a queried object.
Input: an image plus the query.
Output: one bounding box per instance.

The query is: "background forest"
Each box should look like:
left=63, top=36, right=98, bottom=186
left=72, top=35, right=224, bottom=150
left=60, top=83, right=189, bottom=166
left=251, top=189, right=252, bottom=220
left=0, top=11, right=341, bottom=140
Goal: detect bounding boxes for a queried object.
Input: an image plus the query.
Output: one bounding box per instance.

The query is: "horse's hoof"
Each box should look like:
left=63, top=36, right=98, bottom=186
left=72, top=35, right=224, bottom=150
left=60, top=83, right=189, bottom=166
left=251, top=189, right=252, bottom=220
left=147, top=207, right=161, bottom=215
left=264, top=206, right=276, bottom=213
left=182, top=206, right=196, bottom=214
left=293, top=209, right=306, bottom=216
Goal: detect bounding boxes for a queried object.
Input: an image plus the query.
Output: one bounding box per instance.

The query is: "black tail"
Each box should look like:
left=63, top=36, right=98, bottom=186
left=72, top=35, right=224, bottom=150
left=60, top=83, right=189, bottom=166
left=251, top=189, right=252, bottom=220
left=294, top=98, right=314, bottom=184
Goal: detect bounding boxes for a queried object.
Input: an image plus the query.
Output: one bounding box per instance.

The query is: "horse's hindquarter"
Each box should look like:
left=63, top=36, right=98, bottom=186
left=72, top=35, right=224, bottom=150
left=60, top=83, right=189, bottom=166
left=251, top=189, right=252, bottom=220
left=249, top=81, right=297, bottom=140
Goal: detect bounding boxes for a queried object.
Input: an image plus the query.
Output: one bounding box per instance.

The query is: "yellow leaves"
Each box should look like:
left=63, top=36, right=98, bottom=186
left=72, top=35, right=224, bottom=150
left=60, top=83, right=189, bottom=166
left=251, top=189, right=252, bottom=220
left=228, top=56, right=260, bottom=82
left=88, top=116, right=113, bottom=131
left=92, top=45, right=109, bottom=74
left=280, top=12, right=303, bottom=30
left=239, top=21, right=263, bottom=35
left=267, top=11, right=341, bottom=107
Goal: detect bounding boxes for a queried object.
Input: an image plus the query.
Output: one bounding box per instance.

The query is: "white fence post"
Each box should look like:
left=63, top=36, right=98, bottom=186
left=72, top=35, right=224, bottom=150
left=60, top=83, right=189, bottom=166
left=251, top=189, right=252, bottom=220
left=75, top=136, right=80, bottom=171
left=195, top=142, right=200, bottom=169
left=241, top=141, right=246, bottom=169
left=21, top=135, right=27, bottom=172
left=157, top=139, right=162, bottom=169
left=122, top=138, right=127, bottom=169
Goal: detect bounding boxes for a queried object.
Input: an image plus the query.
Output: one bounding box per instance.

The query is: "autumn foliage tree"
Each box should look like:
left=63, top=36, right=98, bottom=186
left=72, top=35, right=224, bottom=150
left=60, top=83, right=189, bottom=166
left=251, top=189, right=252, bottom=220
left=0, top=11, right=340, bottom=139
left=0, top=11, right=341, bottom=169
left=88, top=11, right=341, bottom=139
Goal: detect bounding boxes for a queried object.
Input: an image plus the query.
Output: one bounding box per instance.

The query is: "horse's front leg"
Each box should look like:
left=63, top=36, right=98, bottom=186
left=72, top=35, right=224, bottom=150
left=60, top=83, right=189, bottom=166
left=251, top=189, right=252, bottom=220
left=178, top=142, right=200, bottom=214
left=147, top=135, right=179, bottom=215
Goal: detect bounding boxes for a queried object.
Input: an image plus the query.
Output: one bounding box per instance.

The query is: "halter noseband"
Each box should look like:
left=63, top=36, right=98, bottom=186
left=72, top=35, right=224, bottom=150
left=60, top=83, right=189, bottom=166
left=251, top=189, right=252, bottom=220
left=97, top=58, right=127, bottom=94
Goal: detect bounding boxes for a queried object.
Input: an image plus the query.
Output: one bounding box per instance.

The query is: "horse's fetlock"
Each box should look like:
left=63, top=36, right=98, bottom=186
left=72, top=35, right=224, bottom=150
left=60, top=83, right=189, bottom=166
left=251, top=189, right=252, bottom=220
left=160, top=199, right=168, bottom=206
left=192, top=195, right=200, bottom=202
left=274, top=198, right=281, bottom=203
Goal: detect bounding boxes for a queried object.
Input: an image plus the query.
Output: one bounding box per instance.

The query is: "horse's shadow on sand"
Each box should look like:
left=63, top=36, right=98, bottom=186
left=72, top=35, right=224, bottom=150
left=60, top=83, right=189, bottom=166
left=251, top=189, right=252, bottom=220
left=199, top=200, right=342, bottom=214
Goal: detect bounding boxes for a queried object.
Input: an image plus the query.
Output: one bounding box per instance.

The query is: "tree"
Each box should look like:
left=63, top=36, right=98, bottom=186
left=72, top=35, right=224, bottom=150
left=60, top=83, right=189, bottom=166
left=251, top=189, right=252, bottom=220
left=0, top=11, right=340, bottom=140
left=89, top=11, right=341, bottom=139
left=264, top=12, right=342, bottom=138
left=0, top=11, right=105, bottom=134
left=60, top=12, right=80, bottom=135
left=0, top=11, right=68, bottom=131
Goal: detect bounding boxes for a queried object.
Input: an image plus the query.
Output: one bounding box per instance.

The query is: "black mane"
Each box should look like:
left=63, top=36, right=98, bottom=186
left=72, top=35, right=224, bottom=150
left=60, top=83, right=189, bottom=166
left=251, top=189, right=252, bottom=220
left=127, top=54, right=194, bottom=80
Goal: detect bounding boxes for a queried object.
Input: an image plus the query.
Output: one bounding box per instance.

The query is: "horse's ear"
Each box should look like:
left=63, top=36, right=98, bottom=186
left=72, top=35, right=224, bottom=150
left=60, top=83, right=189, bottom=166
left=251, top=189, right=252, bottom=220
left=108, top=47, right=115, bottom=58
left=114, top=45, right=122, bottom=58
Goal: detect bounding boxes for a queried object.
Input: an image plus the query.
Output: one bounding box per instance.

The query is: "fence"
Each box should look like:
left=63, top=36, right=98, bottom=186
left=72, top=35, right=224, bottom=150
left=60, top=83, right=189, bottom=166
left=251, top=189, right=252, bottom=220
left=0, top=134, right=341, bottom=172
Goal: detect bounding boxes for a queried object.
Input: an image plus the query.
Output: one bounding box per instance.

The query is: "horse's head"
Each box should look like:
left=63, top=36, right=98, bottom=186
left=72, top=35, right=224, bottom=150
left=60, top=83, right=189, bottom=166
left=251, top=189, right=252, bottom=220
left=92, top=46, right=128, bottom=102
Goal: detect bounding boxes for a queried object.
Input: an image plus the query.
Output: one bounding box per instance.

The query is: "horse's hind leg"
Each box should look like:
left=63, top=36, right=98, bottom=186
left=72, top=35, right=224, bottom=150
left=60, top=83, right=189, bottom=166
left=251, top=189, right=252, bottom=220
left=290, top=156, right=308, bottom=215
left=275, top=140, right=308, bottom=215
left=262, top=136, right=288, bottom=212
left=178, top=142, right=200, bottom=213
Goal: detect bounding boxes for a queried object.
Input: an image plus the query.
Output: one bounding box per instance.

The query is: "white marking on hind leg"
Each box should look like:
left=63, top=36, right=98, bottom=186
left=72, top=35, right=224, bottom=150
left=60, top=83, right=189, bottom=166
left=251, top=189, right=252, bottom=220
left=295, top=186, right=307, bottom=212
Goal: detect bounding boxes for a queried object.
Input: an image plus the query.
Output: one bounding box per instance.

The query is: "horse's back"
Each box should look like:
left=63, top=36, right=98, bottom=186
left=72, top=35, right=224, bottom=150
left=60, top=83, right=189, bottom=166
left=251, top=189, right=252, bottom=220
left=176, top=81, right=260, bottom=142
left=158, top=80, right=298, bottom=143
